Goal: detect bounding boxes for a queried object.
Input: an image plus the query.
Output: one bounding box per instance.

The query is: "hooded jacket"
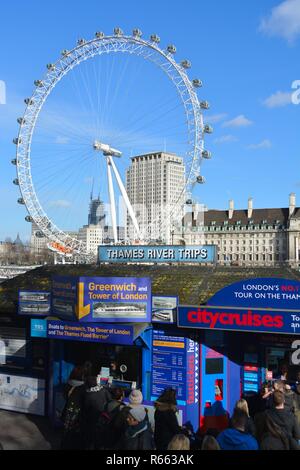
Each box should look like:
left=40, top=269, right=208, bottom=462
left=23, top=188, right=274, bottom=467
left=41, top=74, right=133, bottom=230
left=154, top=401, right=182, bottom=450
left=217, top=428, right=259, bottom=450
left=265, top=408, right=300, bottom=446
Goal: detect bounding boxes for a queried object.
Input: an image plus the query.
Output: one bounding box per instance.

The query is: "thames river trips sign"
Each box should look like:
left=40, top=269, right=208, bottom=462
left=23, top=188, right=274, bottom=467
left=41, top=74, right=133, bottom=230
left=98, top=245, right=216, bottom=264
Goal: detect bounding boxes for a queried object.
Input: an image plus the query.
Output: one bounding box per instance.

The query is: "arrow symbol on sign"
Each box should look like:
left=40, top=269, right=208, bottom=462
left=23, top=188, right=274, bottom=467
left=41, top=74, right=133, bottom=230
left=75, top=282, right=91, bottom=320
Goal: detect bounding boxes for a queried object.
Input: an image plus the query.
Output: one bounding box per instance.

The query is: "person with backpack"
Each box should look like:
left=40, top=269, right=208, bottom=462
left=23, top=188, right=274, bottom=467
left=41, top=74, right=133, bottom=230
left=60, top=367, right=85, bottom=450
left=99, top=387, right=128, bottom=450
left=81, top=376, right=112, bottom=449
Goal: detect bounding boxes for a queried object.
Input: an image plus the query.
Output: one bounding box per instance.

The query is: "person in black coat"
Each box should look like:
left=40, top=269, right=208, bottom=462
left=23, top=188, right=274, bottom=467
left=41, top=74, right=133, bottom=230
left=265, top=390, right=300, bottom=450
left=119, top=406, right=154, bottom=450
left=61, top=367, right=86, bottom=450
left=81, top=376, right=112, bottom=449
left=154, top=388, right=182, bottom=450
left=260, top=413, right=289, bottom=450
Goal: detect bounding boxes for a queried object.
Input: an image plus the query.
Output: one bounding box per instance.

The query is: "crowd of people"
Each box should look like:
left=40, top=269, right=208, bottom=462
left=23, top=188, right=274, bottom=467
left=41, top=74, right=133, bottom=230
left=60, top=363, right=300, bottom=451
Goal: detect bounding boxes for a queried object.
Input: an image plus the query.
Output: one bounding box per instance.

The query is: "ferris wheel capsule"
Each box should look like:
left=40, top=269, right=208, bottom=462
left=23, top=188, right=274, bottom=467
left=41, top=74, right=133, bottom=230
left=17, top=117, right=26, bottom=125
left=13, top=178, right=20, bottom=186
left=114, top=28, right=123, bottom=36
left=150, top=34, right=160, bottom=43
left=95, top=32, right=105, bottom=39
left=193, top=79, right=203, bottom=88
left=25, top=216, right=33, bottom=223
left=167, top=45, right=177, bottom=54
left=18, top=198, right=25, bottom=205
left=204, top=124, right=213, bottom=134
left=34, top=80, right=44, bottom=88
left=24, top=98, right=34, bottom=105
left=181, top=60, right=191, bottom=69
left=133, top=29, right=142, bottom=38
left=196, top=175, right=206, bottom=184
left=11, top=158, right=17, bottom=166
left=47, top=63, right=56, bottom=71
left=61, top=49, right=70, bottom=57
left=200, top=101, right=210, bottom=110
left=13, top=138, right=22, bottom=145
left=202, top=150, right=212, bottom=159
left=77, top=38, right=86, bottom=46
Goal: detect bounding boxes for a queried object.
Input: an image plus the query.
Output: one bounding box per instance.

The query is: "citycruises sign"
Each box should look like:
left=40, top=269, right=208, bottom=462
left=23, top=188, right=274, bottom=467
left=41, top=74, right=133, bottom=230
left=98, top=245, right=216, bottom=264
left=178, top=278, right=300, bottom=335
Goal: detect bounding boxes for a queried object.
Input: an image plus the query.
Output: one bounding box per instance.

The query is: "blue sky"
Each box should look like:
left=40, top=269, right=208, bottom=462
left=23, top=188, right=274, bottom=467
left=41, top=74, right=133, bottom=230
left=0, top=0, right=300, bottom=240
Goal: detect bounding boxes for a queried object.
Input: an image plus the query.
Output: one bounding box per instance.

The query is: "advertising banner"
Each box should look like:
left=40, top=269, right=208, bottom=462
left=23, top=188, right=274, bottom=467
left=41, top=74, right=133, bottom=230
left=99, top=245, right=216, bottom=264
left=152, top=295, right=178, bottom=324
left=52, top=276, right=78, bottom=320
left=178, top=305, right=300, bottom=335
left=207, top=278, right=300, bottom=310
left=178, top=278, right=300, bottom=335
left=46, top=320, right=134, bottom=345
left=52, top=276, right=151, bottom=323
left=0, top=374, right=45, bottom=416
left=18, top=291, right=51, bottom=316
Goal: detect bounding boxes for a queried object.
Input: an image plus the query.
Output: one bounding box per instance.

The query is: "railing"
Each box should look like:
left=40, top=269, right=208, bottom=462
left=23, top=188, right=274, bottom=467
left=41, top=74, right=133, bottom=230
left=0, top=265, right=41, bottom=280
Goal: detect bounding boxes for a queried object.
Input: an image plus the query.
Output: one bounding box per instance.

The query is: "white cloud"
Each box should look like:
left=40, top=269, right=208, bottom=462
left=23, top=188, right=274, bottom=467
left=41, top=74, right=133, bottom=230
left=260, top=0, right=300, bottom=43
left=205, top=113, right=228, bottom=124
left=222, top=115, right=253, bottom=128
left=49, top=200, right=71, bottom=208
left=214, top=135, right=238, bottom=144
left=247, top=139, right=272, bottom=150
left=263, top=90, right=293, bottom=108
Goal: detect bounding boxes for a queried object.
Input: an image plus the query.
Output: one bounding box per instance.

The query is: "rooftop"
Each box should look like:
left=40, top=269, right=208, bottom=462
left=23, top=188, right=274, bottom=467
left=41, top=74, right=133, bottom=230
left=1, top=265, right=300, bottom=317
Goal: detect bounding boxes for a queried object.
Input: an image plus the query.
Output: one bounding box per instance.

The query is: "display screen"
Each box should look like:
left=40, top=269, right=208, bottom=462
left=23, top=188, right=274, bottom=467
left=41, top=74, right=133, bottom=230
left=205, top=358, right=224, bottom=375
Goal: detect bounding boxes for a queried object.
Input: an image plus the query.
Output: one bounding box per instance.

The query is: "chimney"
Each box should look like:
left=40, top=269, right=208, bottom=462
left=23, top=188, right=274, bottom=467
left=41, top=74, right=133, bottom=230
left=229, top=200, right=234, bottom=220
left=289, top=193, right=296, bottom=217
left=248, top=197, right=253, bottom=219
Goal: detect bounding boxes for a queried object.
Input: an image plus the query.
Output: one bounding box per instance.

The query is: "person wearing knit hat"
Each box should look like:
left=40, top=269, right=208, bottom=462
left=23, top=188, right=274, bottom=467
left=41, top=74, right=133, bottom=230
left=128, top=405, right=146, bottom=423
left=119, top=405, right=154, bottom=450
left=129, top=389, right=143, bottom=407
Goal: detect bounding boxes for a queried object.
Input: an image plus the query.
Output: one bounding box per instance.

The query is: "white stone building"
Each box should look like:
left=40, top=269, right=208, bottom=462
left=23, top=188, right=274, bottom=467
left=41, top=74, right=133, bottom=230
left=126, top=152, right=185, bottom=243
left=179, top=194, right=300, bottom=267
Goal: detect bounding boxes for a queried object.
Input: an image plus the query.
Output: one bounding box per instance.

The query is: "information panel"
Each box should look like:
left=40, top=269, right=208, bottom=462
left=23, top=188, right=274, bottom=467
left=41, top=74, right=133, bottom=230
left=151, top=330, right=199, bottom=405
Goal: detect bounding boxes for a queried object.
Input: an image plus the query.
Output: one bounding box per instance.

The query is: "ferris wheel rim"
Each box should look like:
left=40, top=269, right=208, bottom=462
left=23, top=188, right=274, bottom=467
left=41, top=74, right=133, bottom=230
left=14, top=32, right=206, bottom=256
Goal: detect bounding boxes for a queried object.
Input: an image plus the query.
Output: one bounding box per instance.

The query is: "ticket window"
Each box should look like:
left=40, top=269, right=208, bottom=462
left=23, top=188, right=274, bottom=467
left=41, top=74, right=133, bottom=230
left=62, top=342, right=142, bottom=385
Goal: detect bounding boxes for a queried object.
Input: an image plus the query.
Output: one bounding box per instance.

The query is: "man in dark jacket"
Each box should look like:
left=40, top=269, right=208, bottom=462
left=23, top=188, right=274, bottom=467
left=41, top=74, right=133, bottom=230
left=217, top=409, right=258, bottom=450
left=265, top=390, right=300, bottom=450
left=120, top=406, right=154, bottom=450
left=81, top=376, right=112, bottom=449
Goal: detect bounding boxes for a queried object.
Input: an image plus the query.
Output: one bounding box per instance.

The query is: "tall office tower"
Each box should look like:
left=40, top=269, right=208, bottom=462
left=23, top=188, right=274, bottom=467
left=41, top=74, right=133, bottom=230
left=88, top=196, right=105, bottom=226
left=126, top=152, right=185, bottom=243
